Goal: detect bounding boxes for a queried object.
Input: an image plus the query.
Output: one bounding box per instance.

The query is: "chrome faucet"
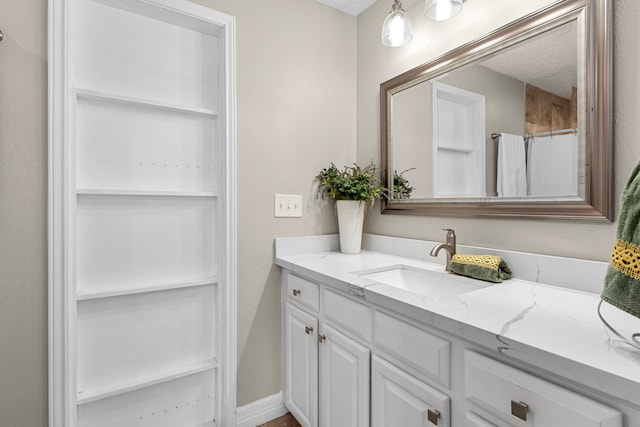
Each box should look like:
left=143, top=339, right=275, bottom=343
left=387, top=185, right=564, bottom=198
left=429, top=228, right=456, bottom=271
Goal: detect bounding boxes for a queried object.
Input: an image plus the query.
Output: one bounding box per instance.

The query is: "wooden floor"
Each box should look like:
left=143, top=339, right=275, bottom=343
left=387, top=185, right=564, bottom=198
left=257, top=412, right=302, bottom=427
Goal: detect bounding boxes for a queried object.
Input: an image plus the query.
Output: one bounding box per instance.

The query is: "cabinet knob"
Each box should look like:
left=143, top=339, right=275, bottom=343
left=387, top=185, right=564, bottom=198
left=292, top=289, right=301, bottom=297
left=318, top=334, right=326, bottom=343
left=511, top=400, right=529, bottom=421
left=305, top=326, right=313, bottom=335
left=427, top=409, right=441, bottom=425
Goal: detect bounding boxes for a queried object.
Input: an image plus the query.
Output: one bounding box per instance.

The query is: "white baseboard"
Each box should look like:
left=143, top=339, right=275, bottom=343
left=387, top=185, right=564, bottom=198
left=236, top=391, right=287, bottom=427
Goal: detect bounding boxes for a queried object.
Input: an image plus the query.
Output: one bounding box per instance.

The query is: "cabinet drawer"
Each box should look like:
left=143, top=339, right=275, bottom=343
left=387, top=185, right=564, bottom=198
left=374, top=311, right=450, bottom=387
left=464, top=351, right=622, bottom=427
left=466, top=412, right=497, bottom=427
left=323, top=288, right=372, bottom=342
left=287, top=273, right=319, bottom=312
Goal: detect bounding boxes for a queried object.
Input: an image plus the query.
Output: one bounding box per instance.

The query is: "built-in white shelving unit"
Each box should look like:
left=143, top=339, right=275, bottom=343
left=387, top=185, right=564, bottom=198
left=432, top=81, right=486, bottom=197
left=49, top=0, right=236, bottom=426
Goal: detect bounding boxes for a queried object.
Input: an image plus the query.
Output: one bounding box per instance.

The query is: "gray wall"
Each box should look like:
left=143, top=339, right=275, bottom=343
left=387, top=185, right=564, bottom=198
left=0, top=0, right=48, bottom=424
left=357, top=0, right=635, bottom=262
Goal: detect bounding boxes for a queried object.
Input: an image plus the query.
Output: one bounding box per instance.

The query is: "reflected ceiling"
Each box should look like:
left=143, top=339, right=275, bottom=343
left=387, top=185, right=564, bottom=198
left=479, top=22, right=577, bottom=99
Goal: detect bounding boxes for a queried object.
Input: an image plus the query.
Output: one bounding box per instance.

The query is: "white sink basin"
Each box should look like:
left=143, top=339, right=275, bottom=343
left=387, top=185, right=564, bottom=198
left=355, top=265, right=490, bottom=299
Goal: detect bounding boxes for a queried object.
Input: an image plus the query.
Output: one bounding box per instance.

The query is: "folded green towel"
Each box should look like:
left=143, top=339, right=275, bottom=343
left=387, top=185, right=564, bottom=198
left=449, top=254, right=512, bottom=283
left=602, top=162, right=640, bottom=318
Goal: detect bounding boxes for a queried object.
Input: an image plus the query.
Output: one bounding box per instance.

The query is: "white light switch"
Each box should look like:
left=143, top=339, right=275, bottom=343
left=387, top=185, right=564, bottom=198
left=274, top=194, right=302, bottom=217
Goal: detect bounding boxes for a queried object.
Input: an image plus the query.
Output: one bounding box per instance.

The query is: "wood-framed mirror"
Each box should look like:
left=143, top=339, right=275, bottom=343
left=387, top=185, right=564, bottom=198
left=380, top=0, right=613, bottom=221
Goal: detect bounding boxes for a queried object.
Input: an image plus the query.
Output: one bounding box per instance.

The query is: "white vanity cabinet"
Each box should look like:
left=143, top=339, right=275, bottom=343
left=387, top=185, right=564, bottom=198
left=283, top=273, right=370, bottom=427
left=281, top=268, right=629, bottom=427
left=283, top=272, right=451, bottom=427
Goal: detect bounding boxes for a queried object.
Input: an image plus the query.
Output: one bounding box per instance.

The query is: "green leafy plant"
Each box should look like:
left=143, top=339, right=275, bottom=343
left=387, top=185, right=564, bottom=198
left=315, top=161, right=386, bottom=206
left=392, top=168, right=415, bottom=199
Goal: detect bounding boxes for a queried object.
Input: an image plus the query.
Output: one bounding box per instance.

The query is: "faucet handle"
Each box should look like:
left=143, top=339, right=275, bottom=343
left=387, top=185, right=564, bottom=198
left=442, top=228, right=455, bottom=236
left=442, top=229, right=456, bottom=251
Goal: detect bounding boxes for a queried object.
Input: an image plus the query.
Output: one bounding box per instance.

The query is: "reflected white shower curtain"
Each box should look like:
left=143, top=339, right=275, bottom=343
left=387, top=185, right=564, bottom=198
left=527, top=134, right=578, bottom=196
left=497, top=133, right=527, bottom=197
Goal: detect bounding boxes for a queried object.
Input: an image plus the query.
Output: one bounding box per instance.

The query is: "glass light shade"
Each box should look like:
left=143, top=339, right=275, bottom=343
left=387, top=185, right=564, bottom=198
left=381, top=1, right=412, bottom=47
left=425, top=0, right=464, bottom=21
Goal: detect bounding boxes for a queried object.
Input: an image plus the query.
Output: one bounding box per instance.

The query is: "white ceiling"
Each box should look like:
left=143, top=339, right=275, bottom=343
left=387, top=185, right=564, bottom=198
left=315, top=0, right=380, bottom=16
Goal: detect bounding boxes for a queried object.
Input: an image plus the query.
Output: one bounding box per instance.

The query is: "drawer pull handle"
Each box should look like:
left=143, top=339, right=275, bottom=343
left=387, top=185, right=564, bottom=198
left=427, top=409, right=441, bottom=425
left=305, top=326, right=313, bottom=335
left=511, top=400, right=529, bottom=421
left=318, top=334, right=326, bottom=343
left=292, top=289, right=301, bottom=297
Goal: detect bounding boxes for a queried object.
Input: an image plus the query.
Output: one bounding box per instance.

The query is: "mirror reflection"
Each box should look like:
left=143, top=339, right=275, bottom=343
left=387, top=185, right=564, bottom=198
left=390, top=20, right=583, bottom=201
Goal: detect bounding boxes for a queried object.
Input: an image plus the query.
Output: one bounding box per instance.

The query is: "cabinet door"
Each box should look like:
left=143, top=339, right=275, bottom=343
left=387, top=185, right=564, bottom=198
left=285, top=303, right=319, bottom=427
left=319, top=324, right=370, bottom=427
left=372, top=355, right=450, bottom=427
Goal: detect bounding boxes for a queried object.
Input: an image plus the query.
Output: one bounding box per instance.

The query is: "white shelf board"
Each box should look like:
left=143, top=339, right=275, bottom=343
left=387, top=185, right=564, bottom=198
left=74, top=88, right=220, bottom=117
left=200, top=422, right=217, bottom=427
left=76, top=188, right=218, bottom=198
left=437, top=145, right=473, bottom=153
left=76, top=359, right=218, bottom=405
left=76, top=277, right=217, bottom=301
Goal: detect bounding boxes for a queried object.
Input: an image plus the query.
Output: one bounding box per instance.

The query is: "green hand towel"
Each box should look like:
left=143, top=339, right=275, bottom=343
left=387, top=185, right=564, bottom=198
left=449, top=254, right=512, bottom=283
left=602, top=162, right=640, bottom=318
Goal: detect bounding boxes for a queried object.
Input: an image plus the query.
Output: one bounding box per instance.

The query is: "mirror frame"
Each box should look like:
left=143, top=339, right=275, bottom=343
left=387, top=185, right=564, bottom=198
left=380, top=0, right=613, bottom=221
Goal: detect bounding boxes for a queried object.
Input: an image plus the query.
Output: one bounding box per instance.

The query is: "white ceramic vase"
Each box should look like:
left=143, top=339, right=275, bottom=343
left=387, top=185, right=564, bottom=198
left=336, top=200, right=365, bottom=254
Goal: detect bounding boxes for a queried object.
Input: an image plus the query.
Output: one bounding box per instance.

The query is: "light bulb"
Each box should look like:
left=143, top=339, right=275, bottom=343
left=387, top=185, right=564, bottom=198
left=381, top=1, right=412, bottom=47
left=425, top=0, right=464, bottom=21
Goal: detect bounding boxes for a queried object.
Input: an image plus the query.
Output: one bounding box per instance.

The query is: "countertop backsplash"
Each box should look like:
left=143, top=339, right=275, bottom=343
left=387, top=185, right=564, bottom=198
left=276, top=233, right=609, bottom=295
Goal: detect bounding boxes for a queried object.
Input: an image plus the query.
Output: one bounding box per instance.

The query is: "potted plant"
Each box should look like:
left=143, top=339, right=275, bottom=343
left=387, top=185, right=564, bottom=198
left=315, top=161, right=386, bottom=254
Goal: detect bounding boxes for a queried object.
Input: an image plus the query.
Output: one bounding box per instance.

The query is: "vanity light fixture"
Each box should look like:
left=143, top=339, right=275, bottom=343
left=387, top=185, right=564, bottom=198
left=381, top=0, right=413, bottom=47
left=424, top=0, right=467, bottom=21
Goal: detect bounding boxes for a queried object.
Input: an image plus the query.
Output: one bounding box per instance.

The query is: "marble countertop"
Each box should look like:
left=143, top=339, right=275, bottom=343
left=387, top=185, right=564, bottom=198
left=275, top=240, right=640, bottom=407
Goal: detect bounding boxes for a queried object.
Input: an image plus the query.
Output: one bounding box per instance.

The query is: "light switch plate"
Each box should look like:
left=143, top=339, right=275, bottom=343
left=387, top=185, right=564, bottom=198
left=274, top=194, right=302, bottom=217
